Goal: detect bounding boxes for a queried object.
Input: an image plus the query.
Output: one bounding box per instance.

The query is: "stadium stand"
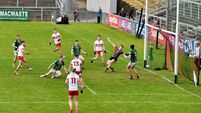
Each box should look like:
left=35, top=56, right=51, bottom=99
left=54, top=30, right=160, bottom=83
left=165, top=0, right=201, bottom=38
left=123, top=0, right=166, bottom=14
left=0, top=0, right=17, bottom=6
left=0, top=0, right=89, bottom=21
left=0, top=0, right=55, bottom=7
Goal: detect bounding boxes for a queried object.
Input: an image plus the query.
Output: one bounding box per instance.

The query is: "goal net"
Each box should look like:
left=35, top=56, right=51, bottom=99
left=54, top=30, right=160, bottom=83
left=145, top=0, right=201, bottom=84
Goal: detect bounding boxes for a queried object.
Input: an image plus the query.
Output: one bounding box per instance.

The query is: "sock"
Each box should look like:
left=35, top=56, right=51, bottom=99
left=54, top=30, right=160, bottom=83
left=110, top=67, right=114, bottom=71
left=70, top=109, right=73, bottom=113
left=130, top=74, right=133, bottom=79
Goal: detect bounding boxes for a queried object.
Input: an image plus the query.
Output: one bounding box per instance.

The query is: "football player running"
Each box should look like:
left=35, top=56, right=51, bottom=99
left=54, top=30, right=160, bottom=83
left=49, top=29, right=63, bottom=55
left=12, top=34, right=22, bottom=67
left=91, top=35, right=106, bottom=65
left=125, top=45, right=140, bottom=79
left=15, top=41, right=32, bottom=75
left=71, top=40, right=88, bottom=68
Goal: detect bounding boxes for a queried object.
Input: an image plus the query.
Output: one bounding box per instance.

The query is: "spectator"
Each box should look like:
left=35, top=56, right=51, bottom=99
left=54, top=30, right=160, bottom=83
left=129, top=9, right=135, bottom=20
left=119, top=8, right=126, bottom=17
left=73, top=10, right=81, bottom=23
left=63, top=15, right=69, bottom=24
left=96, top=7, right=102, bottom=24
left=194, top=39, right=201, bottom=70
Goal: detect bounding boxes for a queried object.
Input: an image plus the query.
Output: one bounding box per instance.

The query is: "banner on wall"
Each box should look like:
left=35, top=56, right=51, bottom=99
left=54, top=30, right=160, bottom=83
left=168, top=35, right=196, bottom=57
left=0, top=10, right=29, bottom=21
left=149, top=27, right=166, bottom=44
left=119, top=17, right=132, bottom=32
left=108, top=13, right=144, bottom=36
left=108, top=13, right=119, bottom=28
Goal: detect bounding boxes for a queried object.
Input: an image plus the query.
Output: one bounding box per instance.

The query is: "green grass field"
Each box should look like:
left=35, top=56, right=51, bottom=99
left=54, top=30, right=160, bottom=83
left=0, top=22, right=201, bottom=113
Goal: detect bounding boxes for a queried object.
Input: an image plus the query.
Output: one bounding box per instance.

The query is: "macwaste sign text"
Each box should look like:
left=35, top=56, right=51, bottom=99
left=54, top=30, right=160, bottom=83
left=0, top=10, right=29, bottom=21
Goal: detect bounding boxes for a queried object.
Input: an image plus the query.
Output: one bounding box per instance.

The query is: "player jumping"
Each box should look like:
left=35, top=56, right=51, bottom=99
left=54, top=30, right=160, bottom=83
left=12, top=34, right=22, bottom=67
left=125, top=45, right=140, bottom=79
left=68, top=55, right=84, bottom=88
left=71, top=40, right=88, bottom=67
left=105, top=38, right=126, bottom=72
left=15, top=41, right=32, bottom=75
left=65, top=68, right=83, bottom=113
left=40, top=55, right=67, bottom=79
left=90, top=35, right=106, bottom=65
left=49, top=29, right=63, bottom=55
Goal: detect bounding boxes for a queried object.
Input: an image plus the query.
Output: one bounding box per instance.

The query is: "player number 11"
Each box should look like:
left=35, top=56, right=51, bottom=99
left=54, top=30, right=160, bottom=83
left=71, top=78, right=76, bottom=84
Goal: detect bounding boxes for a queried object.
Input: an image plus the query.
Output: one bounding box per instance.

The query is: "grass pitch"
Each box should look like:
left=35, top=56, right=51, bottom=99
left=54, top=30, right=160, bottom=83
left=0, top=22, right=201, bottom=113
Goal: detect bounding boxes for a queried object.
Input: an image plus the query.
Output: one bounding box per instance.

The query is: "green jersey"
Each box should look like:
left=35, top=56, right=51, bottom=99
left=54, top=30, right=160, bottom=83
left=72, top=45, right=81, bottom=56
left=129, top=49, right=137, bottom=62
left=53, top=60, right=65, bottom=71
left=13, top=39, right=22, bottom=51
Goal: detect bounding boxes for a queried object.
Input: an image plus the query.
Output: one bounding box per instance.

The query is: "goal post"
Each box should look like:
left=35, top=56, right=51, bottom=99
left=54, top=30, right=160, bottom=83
left=174, top=0, right=180, bottom=83
left=144, top=0, right=179, bottom=83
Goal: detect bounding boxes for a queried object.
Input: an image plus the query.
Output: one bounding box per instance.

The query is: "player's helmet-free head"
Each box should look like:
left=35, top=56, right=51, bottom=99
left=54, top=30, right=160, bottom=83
left=21, top=41, right=25, bottom=45
left=16, top=34, right=20, bottom=38
left=119, top=44, right=124, bottom=49
left=75, top=40, right=79, bottom=45
left=97, top=35, right=101, bottom=40
left=74, top=54, right=79, bottom=58
left=60, top=55, right=65, bottom=60
left=72, top=68, right=76, bottom=73
left=130, top=45, right=135, bottom=49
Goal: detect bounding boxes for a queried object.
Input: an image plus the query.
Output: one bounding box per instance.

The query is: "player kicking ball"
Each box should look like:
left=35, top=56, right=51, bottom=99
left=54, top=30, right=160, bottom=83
left=71, top=40, right=88, bottom=68
left=125, top=45, right=140, bottom=79
left=12, top=34, right=22, bottom=67
left=49, top=29, right=63, bottom=55
left=90, top=35, right=106, bottom=65
left=68, top=55, right=84, bottom=88
left=105, top=38, right=126, bottom=72
left=15, top=41, right=32, bottom=75
left=40, top=55, right=67, bottom=79
left=65, top=68, right=83, bottom=113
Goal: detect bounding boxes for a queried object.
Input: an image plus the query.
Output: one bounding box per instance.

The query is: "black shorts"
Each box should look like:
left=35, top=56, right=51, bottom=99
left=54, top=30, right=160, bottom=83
left=110, top=57, right=118, bottom=62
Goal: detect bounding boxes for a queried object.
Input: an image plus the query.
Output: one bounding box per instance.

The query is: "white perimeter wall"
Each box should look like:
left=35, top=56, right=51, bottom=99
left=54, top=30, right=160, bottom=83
left=87, top=0, right=117, bottom=13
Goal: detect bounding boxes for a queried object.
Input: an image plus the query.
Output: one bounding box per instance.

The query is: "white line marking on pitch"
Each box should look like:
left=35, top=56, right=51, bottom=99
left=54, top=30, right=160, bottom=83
left=0, top=101, right=201, bottom=105
left=144, top=69, right=201, bottom=100
left=98, top=93, right=190, bottom=96
left=84, top=83, right=97, bottom=95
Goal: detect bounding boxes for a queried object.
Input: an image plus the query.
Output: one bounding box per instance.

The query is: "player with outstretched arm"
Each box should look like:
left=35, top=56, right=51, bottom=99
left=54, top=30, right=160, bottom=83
left=105, top=38, right=127, bottom=72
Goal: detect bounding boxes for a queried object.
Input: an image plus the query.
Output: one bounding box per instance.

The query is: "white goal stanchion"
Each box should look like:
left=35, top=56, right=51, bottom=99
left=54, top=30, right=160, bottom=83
left=174, top=0, right=180, bottom=83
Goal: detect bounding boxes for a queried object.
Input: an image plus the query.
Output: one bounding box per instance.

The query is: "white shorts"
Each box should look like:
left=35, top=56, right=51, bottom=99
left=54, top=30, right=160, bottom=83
left=128, top=61, right=137, bottom=68
left=50, top=69, right=61, bottom=75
